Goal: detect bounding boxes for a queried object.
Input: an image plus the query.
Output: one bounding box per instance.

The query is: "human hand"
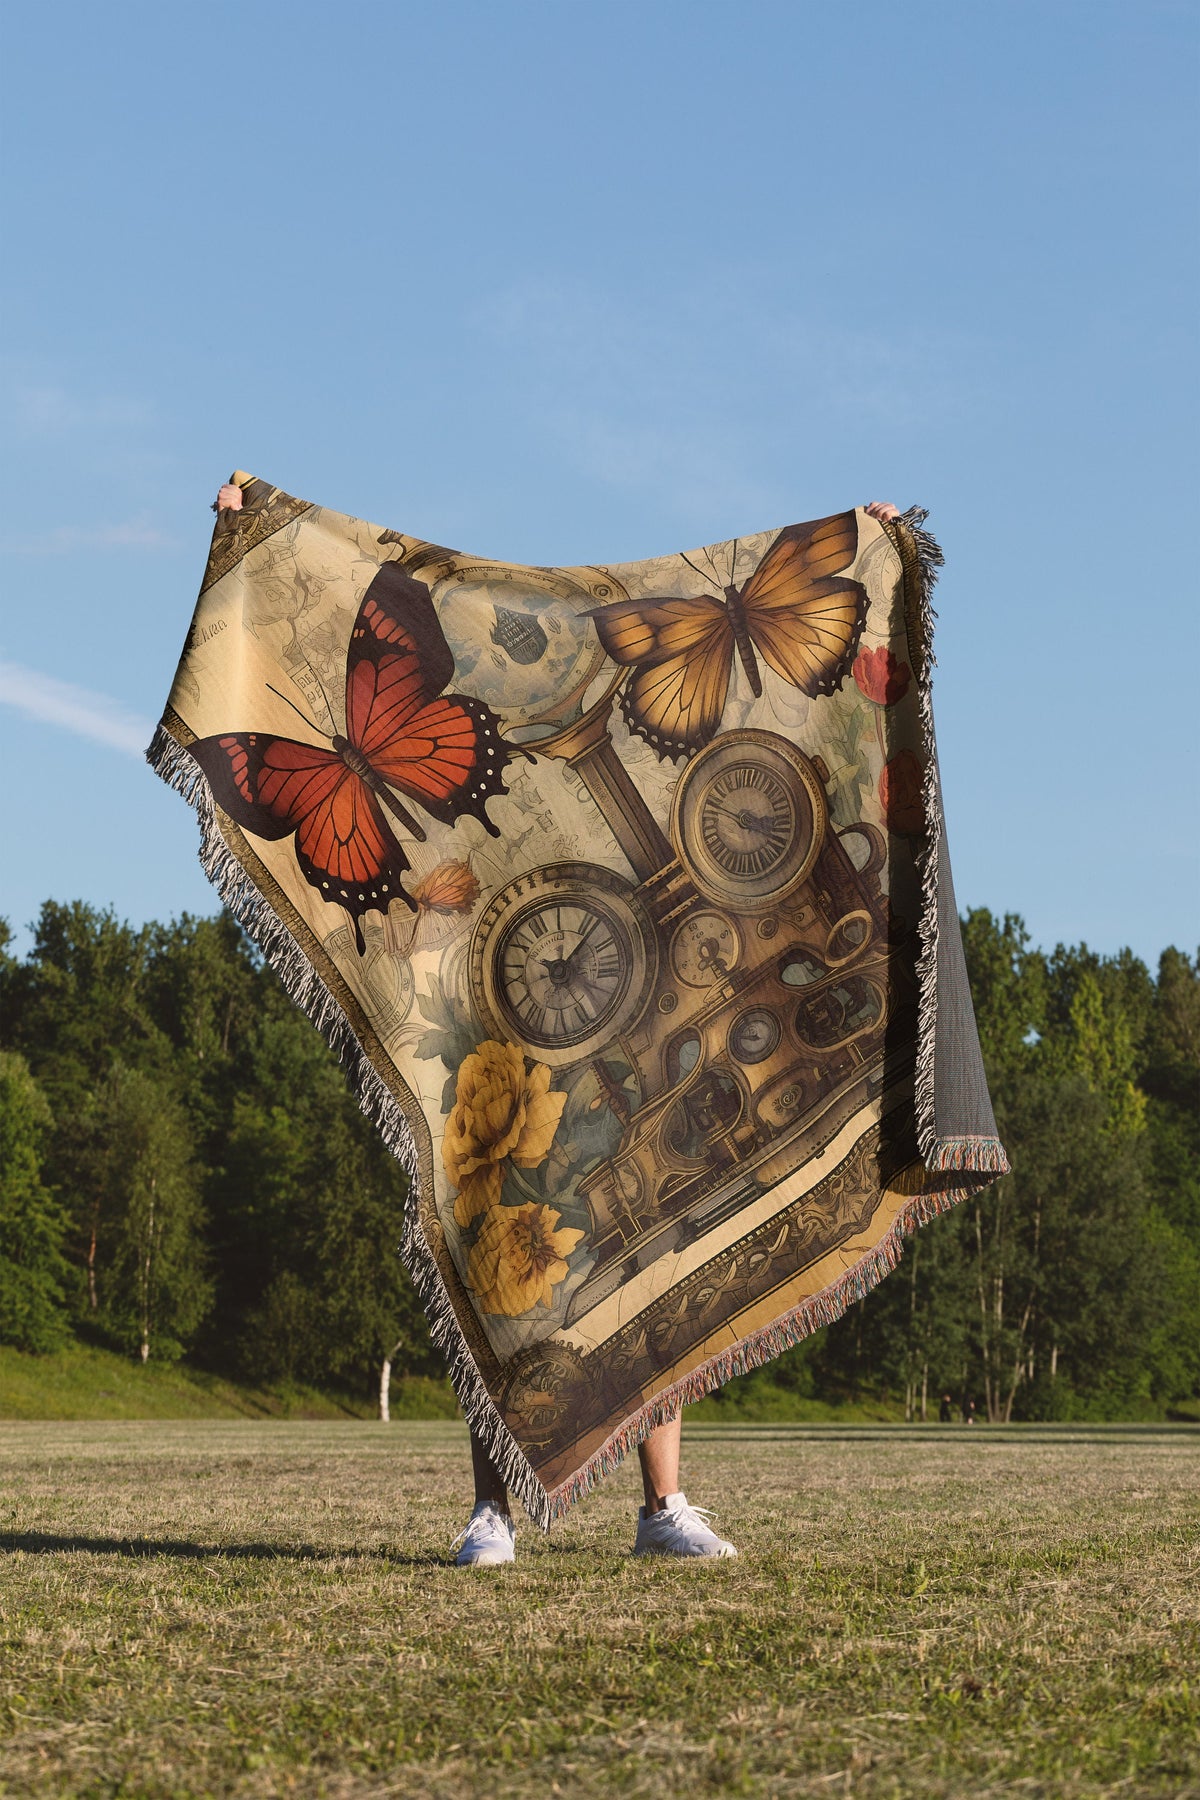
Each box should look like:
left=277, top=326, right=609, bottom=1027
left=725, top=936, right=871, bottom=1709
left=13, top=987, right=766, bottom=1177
left=864, top=501, right=899, bottom=522
left=214, top=483, right=244, bottom=513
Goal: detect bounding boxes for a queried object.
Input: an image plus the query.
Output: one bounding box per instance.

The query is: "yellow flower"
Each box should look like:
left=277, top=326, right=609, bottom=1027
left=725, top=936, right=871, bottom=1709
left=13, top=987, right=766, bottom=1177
left=467, top=1202, right=586, bottom=1317
left=410, top=860, right=481, bottom=915
left=451, top=1164, right=503, bottom=1228
left=443, top=1041, right=566, bottom=1229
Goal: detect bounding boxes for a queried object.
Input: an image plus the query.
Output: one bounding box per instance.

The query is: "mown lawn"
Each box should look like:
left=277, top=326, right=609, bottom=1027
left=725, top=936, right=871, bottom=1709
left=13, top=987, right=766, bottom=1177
left=0, top=1344, right=459, bottom=1423
left=0, top=1421, right=1196, bottom=1798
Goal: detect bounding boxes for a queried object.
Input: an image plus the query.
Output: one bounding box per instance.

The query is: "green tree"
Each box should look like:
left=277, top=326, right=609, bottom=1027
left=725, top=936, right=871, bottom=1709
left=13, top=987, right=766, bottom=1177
left=1138, top=948, right=1200, bottom=1404
left=95, top=1065, right=211, bottom=1361
left=0, top=1052, right=72, bottom=1352
left=961, top=916, right=1175, bottom=1419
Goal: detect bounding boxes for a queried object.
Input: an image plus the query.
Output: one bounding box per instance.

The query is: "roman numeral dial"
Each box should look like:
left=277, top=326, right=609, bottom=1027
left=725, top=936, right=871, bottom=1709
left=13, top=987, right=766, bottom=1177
left=670, top=729, right=829, bottom=912
left=470, top=862, right=658, bottom=1068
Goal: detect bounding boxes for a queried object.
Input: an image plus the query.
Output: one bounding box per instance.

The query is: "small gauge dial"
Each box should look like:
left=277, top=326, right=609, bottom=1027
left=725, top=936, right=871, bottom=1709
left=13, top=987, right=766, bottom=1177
left=669, top=911, right=740, bottom=987
left=470, top=863, right=657, bottom=1066
left=728, top=1007, right=782, bottom=1065
left=671, top=729, right=828, bottom=911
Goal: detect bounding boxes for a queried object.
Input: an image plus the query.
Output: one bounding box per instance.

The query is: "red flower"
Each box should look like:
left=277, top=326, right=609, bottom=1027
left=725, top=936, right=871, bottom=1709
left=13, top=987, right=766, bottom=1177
left=879, top=750, right=925, bottom=836
left=853, top=645, right=911, bottom=706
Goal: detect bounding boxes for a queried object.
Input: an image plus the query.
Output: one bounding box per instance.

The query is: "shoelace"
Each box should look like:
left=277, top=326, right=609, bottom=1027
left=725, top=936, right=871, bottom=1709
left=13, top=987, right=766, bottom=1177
left=659, top=1500, right=719, bottom=1530
left=449, top=1507, right=510, bottom=1552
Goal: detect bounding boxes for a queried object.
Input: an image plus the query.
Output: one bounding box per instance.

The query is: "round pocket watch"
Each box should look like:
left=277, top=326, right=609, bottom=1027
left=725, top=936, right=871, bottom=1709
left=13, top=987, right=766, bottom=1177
left=669, top=910, right=741, bottom=988
left=469, top=862, right=658, bottom=1067
left=425, top=561, right=611, bottom=734
left=670, top=728, right=828, bottom=912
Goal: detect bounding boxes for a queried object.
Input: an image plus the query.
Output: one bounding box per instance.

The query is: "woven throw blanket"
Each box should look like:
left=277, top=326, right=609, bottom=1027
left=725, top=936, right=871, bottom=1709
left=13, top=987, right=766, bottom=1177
left=149, top=475, right=1007, bottom=1524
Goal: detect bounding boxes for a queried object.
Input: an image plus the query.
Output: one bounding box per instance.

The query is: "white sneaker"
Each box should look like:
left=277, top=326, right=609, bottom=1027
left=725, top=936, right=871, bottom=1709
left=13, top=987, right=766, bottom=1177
left=451, top=1502, right=515, bottom=1567
left=633, top=1492, right=738, bottom=1559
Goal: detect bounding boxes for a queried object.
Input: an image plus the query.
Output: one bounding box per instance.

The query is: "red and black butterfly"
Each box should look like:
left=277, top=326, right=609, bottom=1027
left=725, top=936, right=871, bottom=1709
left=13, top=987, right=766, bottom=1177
left=189, top=563, right=509, bottom=952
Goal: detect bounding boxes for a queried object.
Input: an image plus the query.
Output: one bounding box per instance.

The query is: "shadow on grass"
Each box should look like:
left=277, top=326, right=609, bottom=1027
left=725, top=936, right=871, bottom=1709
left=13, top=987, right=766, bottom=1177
left=0, top=1531, right=448, bottom=1567
left=0, top=1530, right=588, bottom=1566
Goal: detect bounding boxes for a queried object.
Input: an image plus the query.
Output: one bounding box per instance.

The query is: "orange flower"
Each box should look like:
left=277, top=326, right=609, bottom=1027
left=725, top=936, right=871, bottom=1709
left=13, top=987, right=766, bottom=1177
left=467, top=1202, right=585, bottom=1316
left=879, top=750, right=925, bottom=835
left=853, top=645, right=911, bottom=706
left=410, top=860, right=481, bottom=915
left=442, top=1041, right=566, bottom=1228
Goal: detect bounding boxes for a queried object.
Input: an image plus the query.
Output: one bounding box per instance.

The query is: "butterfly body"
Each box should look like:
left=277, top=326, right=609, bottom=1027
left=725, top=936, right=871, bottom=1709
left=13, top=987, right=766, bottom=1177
left=190, top=564, right=509, bottom=952
left=328, top=733, right=427, bottom=840
left=721, top=582, right=765, bottom=698
left=588, top=511, right=868, bottom=760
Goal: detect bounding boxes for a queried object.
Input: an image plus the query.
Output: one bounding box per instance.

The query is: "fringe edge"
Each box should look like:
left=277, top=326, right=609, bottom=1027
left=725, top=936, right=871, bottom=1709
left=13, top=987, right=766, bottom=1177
left=543, top=1179, right=970, bottom=1518
left=145, top=721, right=558, bottom=1532
left=895, top=505, right=945, bottom=1169
left=924, top=1136, right=1009, bottom=1174
left=891, top=508, right=1005, bottom=1179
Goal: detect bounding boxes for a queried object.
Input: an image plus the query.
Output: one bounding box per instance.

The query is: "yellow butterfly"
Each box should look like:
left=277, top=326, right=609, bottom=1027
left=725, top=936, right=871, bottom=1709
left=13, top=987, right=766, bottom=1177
left=588, top=510, right=867, bottom=760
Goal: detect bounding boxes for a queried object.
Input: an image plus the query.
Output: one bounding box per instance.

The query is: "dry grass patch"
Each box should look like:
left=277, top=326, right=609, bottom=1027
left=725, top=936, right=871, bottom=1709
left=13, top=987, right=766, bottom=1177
left=0, top=1421, right=1196, bottom=1797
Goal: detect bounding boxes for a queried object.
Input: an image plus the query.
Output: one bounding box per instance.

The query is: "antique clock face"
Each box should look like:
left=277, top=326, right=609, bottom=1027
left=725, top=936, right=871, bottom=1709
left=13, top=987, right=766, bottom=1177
left=470, top=862, right=657, bottom=1067
left=670, top=729, right=828, bottom=912
left=669, top=910, right=741, bottom=988
left=426, top=560, right=611, bottom=735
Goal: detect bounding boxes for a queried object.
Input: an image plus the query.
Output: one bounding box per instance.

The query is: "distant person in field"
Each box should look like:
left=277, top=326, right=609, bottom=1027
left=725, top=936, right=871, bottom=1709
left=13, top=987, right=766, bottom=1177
left=213, top=480, right=901, bottom=1565
left=939, top=1393, right=953, bottom=1423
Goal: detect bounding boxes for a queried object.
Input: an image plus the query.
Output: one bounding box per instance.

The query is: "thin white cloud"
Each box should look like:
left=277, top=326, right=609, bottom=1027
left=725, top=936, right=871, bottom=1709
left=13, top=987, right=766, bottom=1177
left=9, top=383, right=153, bottom=437
left=0, top=516, right=177, bottom=555
left=0, top=659, right=152, bottom=756
left=473, top=278, right=987, bottom=520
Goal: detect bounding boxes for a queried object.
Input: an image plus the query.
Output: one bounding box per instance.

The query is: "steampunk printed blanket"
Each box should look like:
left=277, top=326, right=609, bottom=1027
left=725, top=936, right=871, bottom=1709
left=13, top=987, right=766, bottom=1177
left=149, top=475, right=1007, bottom=1524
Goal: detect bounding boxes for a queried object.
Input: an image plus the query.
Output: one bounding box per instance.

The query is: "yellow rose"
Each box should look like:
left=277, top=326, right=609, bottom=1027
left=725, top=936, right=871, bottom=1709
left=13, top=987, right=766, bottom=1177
left=508, top=1060, right=566, bottom=1168
left=442, top=1041, right=567, bottom=1229
left=467, top=1202, right=586, bottom=1317
left=452, top=1164, right=502, bottom=1231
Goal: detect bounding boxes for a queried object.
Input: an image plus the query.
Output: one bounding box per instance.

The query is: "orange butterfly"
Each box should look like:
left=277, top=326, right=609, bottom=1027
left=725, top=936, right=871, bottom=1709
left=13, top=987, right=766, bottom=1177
left=587, top=510, right=868, bottom=759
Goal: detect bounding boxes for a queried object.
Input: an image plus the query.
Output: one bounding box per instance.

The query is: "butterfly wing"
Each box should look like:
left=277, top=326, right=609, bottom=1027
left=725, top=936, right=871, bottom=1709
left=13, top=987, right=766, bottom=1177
left=188, top=731, right=414, bottom=951
left=739, top=511, right=868, bottom=697
left=588, top=592, right=734, bottom=759
left=345, top=563, right=509, bottom=830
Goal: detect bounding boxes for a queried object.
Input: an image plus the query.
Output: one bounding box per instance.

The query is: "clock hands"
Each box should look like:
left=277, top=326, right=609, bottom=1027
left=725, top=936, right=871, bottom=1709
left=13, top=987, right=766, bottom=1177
left=535, top=913, right=602, bottom=979
left=532, top=913, right=613, bottom=1010
left=709, top=801, right=780, bottom=839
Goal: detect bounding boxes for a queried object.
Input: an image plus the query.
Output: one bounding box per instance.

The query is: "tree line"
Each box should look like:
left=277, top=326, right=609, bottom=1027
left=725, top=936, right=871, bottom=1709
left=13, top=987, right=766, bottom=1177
left=0, top=902, right=1196, bottom=1420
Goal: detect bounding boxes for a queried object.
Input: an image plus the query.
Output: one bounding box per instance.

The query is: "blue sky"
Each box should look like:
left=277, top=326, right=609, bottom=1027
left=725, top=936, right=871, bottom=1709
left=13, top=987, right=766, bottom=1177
left=2, top=0, right=1196, bottom=966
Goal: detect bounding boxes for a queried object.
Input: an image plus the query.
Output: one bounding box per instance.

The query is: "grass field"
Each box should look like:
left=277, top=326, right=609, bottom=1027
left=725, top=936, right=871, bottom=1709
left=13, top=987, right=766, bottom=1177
left=0, top=1422, right=1196, bottom=1798
left=0, top=1345, right=459, bottom=1424
left=0, top=1343, right=916, bottom=1427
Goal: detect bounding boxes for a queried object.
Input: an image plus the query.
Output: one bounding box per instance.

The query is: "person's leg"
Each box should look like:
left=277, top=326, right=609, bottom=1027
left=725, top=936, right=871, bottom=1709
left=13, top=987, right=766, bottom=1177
left=471, top=1428, right=510, bottom=1512
left=454, top=1429, right=515, bottom=1567
left=633, top=1411, right=737, bottom=1557
left=638, top=1413, right=681, bottom=1512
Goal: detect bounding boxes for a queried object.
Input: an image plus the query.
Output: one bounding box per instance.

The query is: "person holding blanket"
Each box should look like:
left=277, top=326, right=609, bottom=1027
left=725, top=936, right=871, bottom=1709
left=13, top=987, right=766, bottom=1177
left=212, top=481, right=901, bottom=1568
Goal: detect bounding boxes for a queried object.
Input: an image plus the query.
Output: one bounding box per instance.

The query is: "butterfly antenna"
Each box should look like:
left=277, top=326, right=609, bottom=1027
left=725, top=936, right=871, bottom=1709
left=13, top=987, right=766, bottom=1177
left=727, top=538, right=741, bottom=586
left=265, top=684, right=327, bottom=736
left=679, top=552, right=721, bottom=594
